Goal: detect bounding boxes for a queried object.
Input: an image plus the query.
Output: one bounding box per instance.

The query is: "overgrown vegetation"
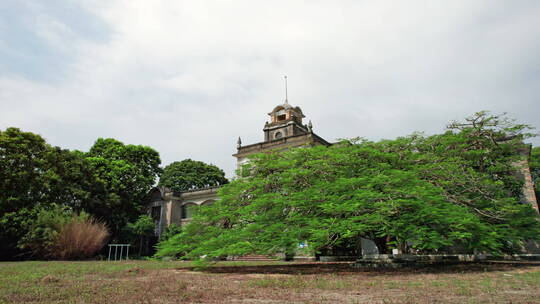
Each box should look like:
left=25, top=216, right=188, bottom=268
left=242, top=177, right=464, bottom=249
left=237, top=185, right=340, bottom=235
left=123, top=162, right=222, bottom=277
left=51, top=214, right=109, bottom=259
left=0, top=128, right=161, bottom=260
left=530, top=146, right=540, bottom=204
left=0, top=127, right=232, bottom=260
left=156, top=112, right=540, bottom=259
left=124, top=215, right=156, bottom=257
left=17, top=205, right=109, bottom=259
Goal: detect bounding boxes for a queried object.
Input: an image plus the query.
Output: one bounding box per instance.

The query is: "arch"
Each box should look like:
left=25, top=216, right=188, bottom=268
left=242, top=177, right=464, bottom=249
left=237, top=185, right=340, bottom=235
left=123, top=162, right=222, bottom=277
left=272, top=105, right=285, bottom=113
left=181, top=202, right=198, bottom=219
left=201, top=199, right=215, bottom=206
left=148, top=187, right=164, bottom=201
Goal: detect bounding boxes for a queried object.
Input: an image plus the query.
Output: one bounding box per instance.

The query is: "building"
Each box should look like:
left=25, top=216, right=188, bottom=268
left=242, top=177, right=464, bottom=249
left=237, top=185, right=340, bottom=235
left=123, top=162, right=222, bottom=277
left=233, top=100, right=330, bottom=169
left=147, top=100, right=539, bottom=256
left=148, top=100, right=331, bottom=234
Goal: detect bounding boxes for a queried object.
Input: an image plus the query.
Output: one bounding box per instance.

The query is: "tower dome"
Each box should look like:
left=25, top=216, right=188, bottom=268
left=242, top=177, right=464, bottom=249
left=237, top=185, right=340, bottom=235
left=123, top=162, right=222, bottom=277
left=268, top=102, right=305, bottom=125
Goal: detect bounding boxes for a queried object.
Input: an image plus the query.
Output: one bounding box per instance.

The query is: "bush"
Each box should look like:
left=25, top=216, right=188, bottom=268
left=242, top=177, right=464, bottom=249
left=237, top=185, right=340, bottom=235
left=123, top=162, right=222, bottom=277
left=17, top=205, right=72, bottom=258
left=51, top=214, right=109, bottom=259
left=18, top=206, right=109, bottom=259
left=160, top=224, right=182, bottom=242
left=125, top=215, right=155, bottom=256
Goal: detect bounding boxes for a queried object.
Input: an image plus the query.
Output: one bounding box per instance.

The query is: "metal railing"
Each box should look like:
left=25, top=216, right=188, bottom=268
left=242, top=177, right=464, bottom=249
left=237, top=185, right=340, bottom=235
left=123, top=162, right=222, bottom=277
left=107, top=244, right=130, bottom=261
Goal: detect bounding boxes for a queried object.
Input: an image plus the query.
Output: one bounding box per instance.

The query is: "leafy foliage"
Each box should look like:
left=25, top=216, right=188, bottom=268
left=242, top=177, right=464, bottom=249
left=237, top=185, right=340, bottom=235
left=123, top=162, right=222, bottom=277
left=0, top=128, right=101, bottom=259
left=0, top=129, right=161, bottom=259
left=160, top=224, right=182, bottom=242
left=17, top=205, right=109, bottom=259
left=156, top=112, right=540, bottom=259
left=159, top=159, right=228, bottom=192
left=16, top=204, right=72, bottom=258
left=84, top=138, right=162, bottom=235
left=124, top=215, right=156, bottom=256
left=530, top=146, right=540, bottom=204
left=0, top=128, right=96, bottom=214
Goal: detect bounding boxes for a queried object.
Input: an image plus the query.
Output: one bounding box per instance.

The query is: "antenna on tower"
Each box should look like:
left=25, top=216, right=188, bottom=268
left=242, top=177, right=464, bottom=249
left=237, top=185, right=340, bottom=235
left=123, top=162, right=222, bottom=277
left=284, top=75, right=289, bottom=104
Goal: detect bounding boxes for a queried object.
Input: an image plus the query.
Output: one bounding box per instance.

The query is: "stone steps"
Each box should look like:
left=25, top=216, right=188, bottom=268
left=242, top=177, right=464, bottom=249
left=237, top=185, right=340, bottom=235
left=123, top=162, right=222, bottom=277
left=228, top=255, right=276, bottom=261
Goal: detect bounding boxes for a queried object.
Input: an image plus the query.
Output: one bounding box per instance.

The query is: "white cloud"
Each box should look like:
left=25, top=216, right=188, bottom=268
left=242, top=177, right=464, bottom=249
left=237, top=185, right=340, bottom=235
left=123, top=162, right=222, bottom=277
left=1, top=0, right=539, bottom=177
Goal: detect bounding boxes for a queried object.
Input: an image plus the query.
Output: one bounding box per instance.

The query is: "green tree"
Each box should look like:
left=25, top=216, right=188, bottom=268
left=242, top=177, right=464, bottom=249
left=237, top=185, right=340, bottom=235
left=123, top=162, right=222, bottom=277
left=0, top=128, right=99, bottom=259
left=16, top=204, right=72, bottom=258
left=0, top=130, right=161, bottom=259
left=17, top=205, right=109, bottom=259
left=84, top=138, right=162, bottom=234
left=125, top=215, right=156, bottom=256
left=155, top=112, right=540, bottom=259
left=159, top=159, right=228, bottom=192
left=0, top=128, right=52, bottom=214
left=530, top=146, right=540, bottom=205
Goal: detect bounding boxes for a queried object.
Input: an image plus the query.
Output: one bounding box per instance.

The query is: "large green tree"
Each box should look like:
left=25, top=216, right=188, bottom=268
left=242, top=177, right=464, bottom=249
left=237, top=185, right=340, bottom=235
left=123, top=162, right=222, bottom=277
left=0, top=130, right=162, bottom=259
left=530, top=146, right=540, bottom=205
left=155, top=112, right=540, bottom=259
left=159, top=159, right=228, bottom=192
left=84, top=138, right=162, bottom=234
left=0, top=128, right=99, bottom=259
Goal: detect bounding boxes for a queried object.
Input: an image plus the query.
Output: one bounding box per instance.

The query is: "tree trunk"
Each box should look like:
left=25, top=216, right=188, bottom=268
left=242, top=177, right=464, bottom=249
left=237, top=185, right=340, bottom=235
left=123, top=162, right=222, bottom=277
left=373, top=236, right=389, bottom=254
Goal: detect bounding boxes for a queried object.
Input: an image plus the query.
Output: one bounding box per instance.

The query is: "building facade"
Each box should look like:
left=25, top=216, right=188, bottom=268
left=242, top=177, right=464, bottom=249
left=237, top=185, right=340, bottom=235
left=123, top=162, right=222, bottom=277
left=148, top=101, right=539, bottom=252
left=149, top=100, right=330, bottom=234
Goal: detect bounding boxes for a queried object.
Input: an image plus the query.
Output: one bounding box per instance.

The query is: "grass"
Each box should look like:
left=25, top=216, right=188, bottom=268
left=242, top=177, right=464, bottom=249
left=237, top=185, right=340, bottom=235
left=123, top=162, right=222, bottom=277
left=0, top=260, right=539, bottom=303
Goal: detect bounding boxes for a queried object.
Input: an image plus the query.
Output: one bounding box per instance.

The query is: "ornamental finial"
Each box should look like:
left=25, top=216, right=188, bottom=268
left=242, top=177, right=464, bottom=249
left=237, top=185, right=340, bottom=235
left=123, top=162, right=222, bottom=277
left=237, top=137, right=242, bottom=149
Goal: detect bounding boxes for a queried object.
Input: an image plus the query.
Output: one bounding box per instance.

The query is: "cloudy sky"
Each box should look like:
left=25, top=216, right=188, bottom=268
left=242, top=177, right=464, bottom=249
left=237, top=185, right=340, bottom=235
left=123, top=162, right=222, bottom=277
left=1, top=1, right=539, bottom=177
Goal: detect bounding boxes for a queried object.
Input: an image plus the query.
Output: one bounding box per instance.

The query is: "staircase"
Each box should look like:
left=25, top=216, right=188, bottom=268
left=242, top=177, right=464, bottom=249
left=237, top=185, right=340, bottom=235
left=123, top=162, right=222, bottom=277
left=228, top=254, right=277, bottom=261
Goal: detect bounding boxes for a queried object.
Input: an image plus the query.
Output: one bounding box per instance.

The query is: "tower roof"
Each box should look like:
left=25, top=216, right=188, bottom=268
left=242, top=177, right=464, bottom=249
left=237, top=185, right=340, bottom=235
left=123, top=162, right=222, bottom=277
left=268, top=103, right=305, bottom=118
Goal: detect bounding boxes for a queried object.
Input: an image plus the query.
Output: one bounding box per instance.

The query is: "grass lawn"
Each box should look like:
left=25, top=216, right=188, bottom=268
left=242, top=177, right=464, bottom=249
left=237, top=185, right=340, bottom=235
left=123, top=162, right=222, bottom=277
left=0, top=260, right=539, bottom=303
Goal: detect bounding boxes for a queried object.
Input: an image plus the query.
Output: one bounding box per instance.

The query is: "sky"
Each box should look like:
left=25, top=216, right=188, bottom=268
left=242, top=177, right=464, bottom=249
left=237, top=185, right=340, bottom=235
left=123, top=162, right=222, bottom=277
left=1, top=0, right=539, bottom=177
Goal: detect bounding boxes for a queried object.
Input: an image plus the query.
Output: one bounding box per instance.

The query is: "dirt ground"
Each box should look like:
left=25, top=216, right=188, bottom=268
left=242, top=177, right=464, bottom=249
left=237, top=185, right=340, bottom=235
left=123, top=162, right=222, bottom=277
left=1, top=261, right=539, bottom=303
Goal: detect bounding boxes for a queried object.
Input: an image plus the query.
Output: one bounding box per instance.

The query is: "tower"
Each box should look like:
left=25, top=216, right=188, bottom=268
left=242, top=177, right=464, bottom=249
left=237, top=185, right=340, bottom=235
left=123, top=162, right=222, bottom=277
left=233, top=100, right=330, bottom=169
left=263, top=102, right=308, bottom=141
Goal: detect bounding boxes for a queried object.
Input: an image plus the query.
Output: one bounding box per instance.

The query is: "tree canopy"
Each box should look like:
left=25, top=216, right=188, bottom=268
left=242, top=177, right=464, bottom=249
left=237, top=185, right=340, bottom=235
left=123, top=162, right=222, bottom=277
left=159, top=159, right=228, bottom=192
left=85, top=138, right=162, bottom=234
left=0, top=129, right=161, bottom=259
left=0, top=128, right=101, bottom=259
left=530, top=146, right=540, bottom=205
left=155, top=112, right=540, bottom=259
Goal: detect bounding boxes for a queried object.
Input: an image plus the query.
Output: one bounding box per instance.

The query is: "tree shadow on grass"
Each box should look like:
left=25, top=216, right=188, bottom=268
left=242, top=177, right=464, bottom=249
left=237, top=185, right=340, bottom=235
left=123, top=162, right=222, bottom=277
left=192, top=261, right=540, bottom=276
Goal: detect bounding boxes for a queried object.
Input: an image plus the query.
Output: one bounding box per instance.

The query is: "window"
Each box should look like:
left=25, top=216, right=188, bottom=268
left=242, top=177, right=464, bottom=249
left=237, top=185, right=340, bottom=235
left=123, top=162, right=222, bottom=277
left=275, top=132, right=283, bottom=139
left=277, top=114, right=286, bottom=121
left=151, top=206, right=161, bottom=222
left=181, top=203, right=198, bottom=219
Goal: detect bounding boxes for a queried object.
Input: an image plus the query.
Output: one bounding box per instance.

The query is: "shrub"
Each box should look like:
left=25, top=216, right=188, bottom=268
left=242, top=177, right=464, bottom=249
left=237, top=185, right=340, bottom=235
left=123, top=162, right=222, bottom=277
left=18, top=206, right=109, bottom=259
left=160, top=224, right=182, bottom=242
left=51, top=214, right=109, bottom=259
left=17, top=204, right=72, bottom=258
left=125, top=215, right=156, bottom=256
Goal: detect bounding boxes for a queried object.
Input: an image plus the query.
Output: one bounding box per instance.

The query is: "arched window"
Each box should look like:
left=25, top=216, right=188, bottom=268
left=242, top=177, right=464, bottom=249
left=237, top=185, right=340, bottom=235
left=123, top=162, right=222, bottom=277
left=201, top=200, right=215, bottom=207
left=181, top=203, right=198, bottom=219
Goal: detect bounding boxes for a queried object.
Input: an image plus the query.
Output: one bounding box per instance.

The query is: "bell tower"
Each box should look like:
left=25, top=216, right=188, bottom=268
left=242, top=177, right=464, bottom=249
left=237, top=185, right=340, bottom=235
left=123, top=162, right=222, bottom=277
left=233, top=78, right=330, bottom=170
left=263, top=102, right=308, bottom=141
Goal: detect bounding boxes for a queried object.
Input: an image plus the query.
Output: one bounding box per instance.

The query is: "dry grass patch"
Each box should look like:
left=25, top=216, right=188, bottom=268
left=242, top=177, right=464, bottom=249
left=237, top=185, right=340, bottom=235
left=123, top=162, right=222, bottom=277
left=0, top=261, right=539, bottom=303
